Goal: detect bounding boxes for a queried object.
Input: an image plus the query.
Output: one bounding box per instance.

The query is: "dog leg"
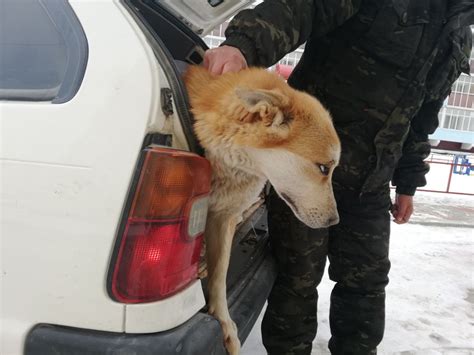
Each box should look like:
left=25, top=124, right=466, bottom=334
left=205, top=211, right=241, bottom=354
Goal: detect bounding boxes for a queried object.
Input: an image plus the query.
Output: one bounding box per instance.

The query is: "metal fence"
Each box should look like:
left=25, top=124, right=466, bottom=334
left=417, top=154, right=474, bottom=196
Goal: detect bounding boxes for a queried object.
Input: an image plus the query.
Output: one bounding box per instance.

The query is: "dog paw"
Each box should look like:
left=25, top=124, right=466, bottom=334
left=225, top=333, right=241, bottom=355
left=222, top=319, right=240, bottom=355
left=208, top=307, right=240, bottom=354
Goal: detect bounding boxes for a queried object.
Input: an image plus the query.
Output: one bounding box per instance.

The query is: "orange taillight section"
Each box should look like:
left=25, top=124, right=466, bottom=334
left=130, top=148, right=211, bottom=220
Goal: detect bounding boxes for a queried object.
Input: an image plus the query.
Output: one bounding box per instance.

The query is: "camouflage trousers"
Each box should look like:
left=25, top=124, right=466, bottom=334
left=262, top=185, right=391, bottom=355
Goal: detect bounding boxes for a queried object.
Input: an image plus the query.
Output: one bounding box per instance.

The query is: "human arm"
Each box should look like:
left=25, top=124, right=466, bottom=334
left=221, top=0, right=315, bottom=67
left=391, top=99, right=445, bottom=197
left=392, top=27, right=472, bottom=198
left=389, top=100, right=443, bottom=224
left=204, top=0, right=362, bottom=74
left=391, top=28, right=472, bottom=223
left=390, top=102, right=441, bottom=224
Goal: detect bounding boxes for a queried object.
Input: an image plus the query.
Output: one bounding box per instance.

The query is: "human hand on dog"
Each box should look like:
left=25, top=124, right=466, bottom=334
left=391, top=194, right=414, bottom=224
left=203, top=45, right=248, bottom=75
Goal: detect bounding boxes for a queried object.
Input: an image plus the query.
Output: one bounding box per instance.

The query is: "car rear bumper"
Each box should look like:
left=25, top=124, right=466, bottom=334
left=25, top=226, right=276, bottom=355
left=25, top=312, right=226, bottom=355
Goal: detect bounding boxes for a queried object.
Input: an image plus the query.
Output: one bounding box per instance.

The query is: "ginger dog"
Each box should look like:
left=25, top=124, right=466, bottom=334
left=184, top=66, right=340, bottom=354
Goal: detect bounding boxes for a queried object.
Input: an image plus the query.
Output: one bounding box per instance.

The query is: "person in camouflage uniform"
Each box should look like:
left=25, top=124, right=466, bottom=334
left=204, top=1, right=473, bottom=354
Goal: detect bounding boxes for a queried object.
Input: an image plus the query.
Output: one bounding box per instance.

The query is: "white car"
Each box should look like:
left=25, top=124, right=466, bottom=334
left=0, top=1, right=276, bottom=354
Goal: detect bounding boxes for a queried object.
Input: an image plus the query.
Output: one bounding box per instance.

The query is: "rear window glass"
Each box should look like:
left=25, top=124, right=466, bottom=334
left=0, top=0, right=88, bottom=103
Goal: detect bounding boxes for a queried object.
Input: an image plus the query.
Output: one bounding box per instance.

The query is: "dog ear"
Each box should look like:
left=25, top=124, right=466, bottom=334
left=235, top=88, right=290, bottom=127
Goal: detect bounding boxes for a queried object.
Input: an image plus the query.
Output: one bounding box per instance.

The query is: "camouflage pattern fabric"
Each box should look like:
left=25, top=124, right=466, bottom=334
left=222, top=0, right=473, bottom=354
left=263, top=189, right=328, bottom=355
left=263, top=134, right=391, bottom=355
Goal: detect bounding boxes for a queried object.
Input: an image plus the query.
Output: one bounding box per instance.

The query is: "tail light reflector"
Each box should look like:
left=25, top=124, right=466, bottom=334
left=110, top=147, right=211, bottom=303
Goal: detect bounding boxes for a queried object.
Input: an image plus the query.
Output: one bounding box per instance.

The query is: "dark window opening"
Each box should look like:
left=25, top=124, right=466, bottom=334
left=0, top=0, right=88, bottom=103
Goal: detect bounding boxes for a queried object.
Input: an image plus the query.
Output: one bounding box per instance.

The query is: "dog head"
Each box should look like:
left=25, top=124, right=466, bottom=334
left=187, top=67, right=340, bottom=228
left=233, top=84, right=340, bottom=229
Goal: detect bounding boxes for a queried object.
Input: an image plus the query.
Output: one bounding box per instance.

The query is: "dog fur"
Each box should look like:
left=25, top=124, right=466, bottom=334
left=184, top=65, right=341, bottom=354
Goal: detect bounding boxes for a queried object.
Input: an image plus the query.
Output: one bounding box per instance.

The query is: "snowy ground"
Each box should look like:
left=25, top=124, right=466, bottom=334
left=242, top=191, right=474, bottom=355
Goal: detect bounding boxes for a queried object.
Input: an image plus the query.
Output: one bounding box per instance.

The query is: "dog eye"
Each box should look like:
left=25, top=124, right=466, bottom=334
left=317, top=164, right=330, bottom=176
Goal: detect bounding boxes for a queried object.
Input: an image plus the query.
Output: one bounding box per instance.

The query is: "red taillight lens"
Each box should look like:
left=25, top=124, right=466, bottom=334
left=110, top=147, right=211, bottom=303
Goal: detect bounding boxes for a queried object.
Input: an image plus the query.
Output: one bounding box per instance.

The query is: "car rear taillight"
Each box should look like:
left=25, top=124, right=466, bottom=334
left=110, top=147, right=211, bottom=303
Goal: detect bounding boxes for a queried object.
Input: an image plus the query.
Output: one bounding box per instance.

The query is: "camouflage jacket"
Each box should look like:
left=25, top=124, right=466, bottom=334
left=223, top=0, right=473, bottom=195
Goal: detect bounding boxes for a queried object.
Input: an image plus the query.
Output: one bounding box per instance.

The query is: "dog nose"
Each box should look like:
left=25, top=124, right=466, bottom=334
left=326, top=215, right=339, bottom=226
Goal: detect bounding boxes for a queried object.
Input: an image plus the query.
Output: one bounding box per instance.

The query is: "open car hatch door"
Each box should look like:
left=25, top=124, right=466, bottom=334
left=151, top=0, right=254, bottom=35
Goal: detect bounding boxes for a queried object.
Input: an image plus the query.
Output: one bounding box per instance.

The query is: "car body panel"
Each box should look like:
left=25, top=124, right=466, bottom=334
left=1, top=1, right=205, bottom=354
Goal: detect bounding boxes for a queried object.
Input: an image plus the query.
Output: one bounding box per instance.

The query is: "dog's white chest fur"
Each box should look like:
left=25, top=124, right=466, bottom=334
left=206, top=146, right=266, bottom=216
